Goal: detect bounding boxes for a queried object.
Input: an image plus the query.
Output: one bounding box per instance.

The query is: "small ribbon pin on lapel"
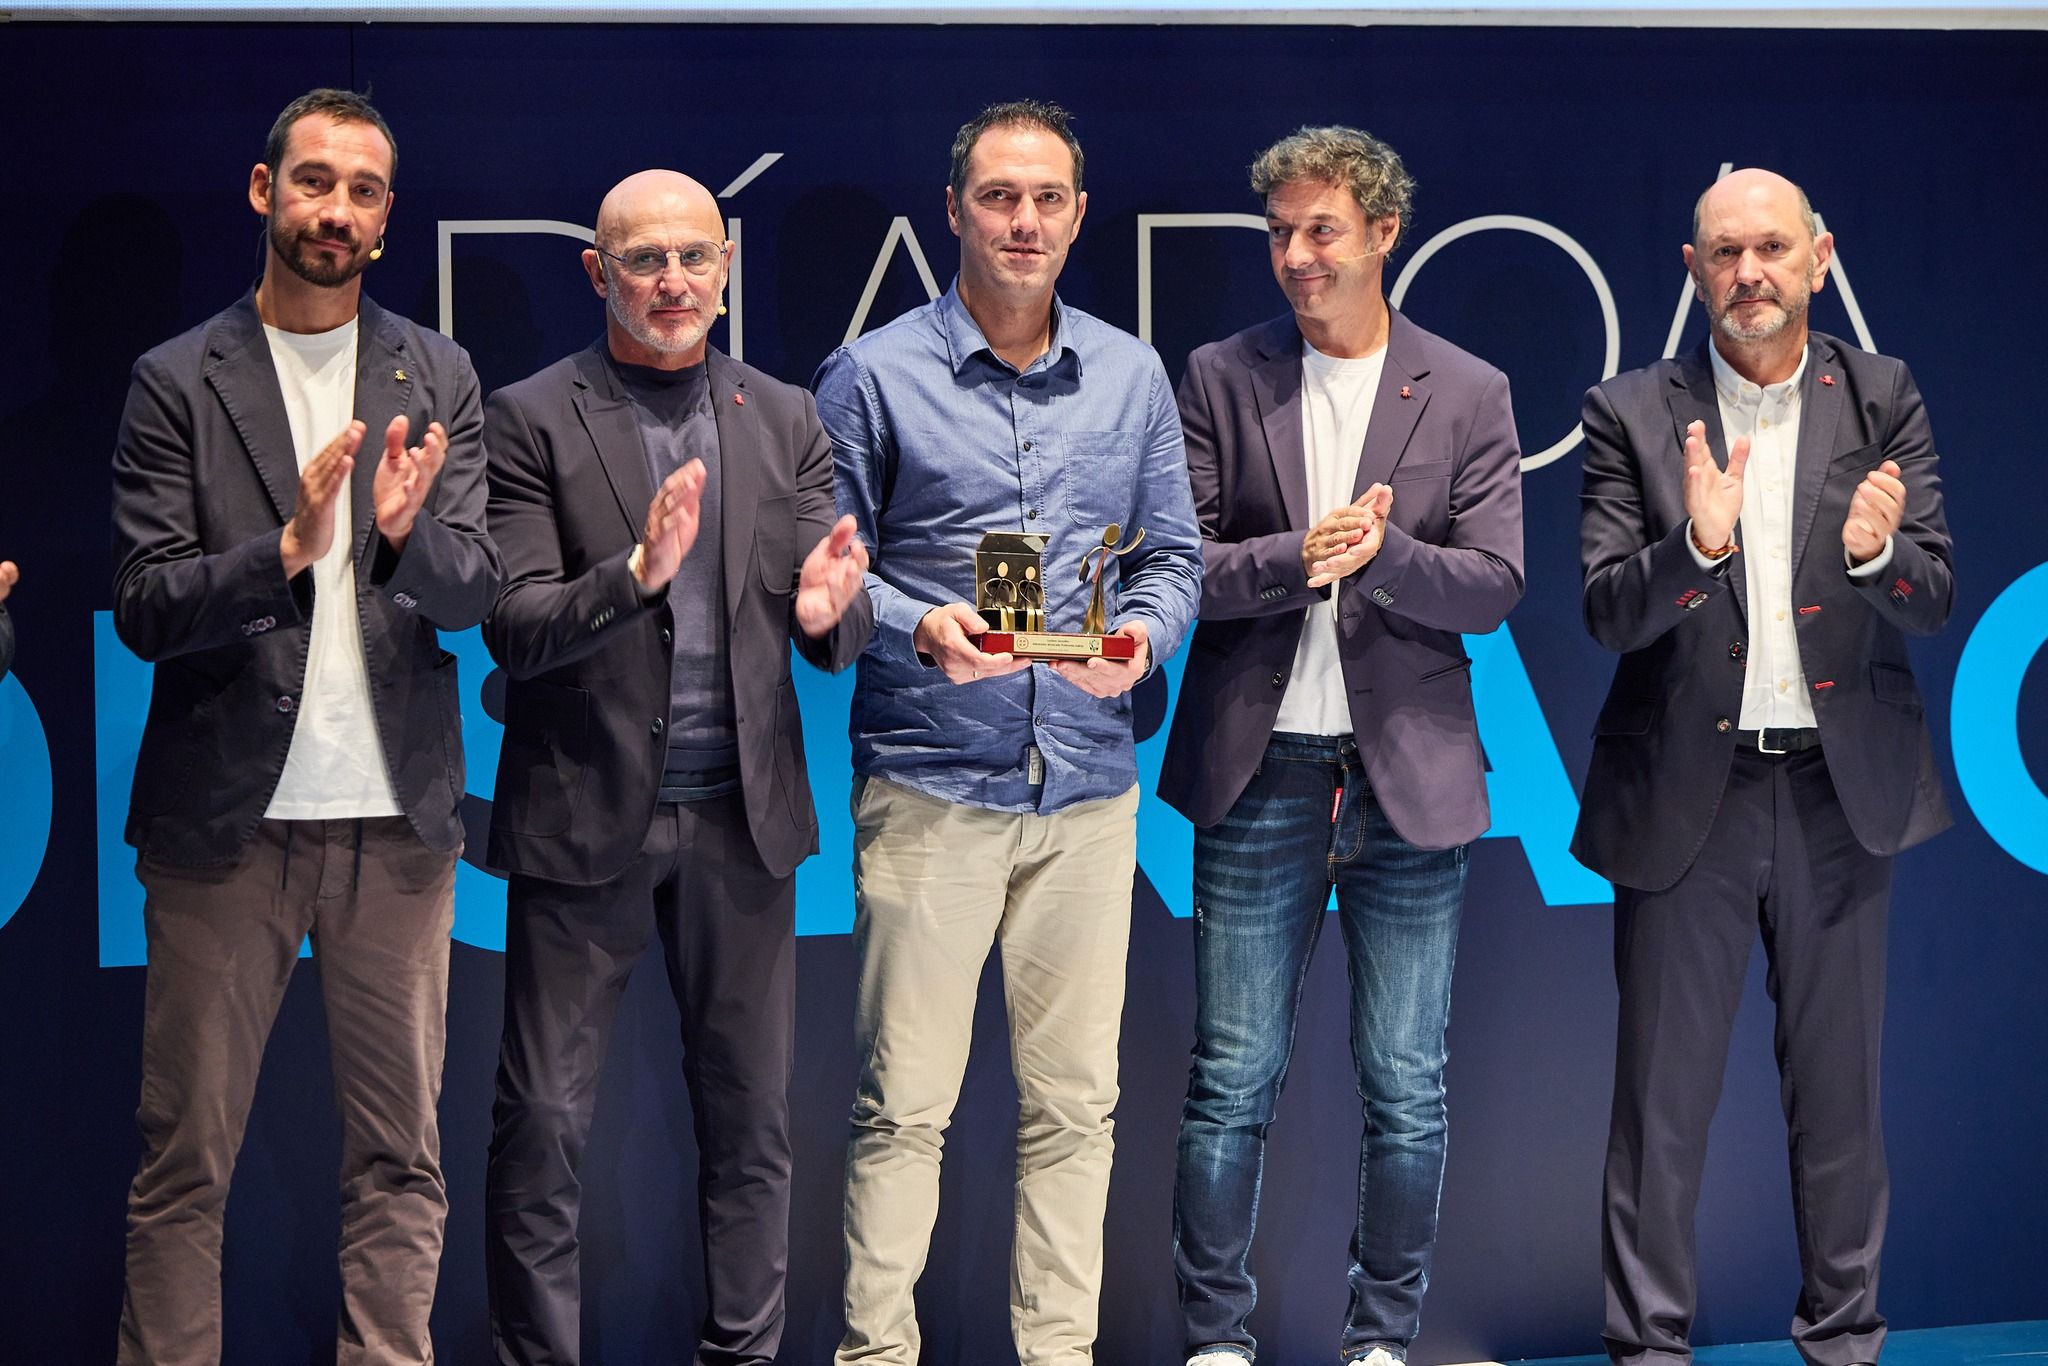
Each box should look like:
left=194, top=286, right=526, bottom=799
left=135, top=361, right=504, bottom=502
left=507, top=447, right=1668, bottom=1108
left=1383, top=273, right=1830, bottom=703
left=1820, top=374, right=1835, bottom=386
left=734, top=392, right=746, bottom=406
left=1399, top=385, right=1412, bottom=399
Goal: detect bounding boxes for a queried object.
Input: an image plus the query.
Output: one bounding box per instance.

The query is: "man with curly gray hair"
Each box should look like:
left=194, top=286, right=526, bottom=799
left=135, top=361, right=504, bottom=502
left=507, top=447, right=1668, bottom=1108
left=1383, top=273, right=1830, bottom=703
left=1159, top=125, right=1525, bottom=1366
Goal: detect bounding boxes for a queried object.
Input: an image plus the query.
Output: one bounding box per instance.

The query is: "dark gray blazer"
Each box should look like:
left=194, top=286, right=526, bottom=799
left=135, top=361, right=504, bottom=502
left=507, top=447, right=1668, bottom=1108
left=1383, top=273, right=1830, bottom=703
left=481, top=344, right=872, bottom=886
left=1159, top=310, right=1525, bottom=850
left=111, top=291, right=502, bottom=866
left=1571, top=333, right=1955, bottom=892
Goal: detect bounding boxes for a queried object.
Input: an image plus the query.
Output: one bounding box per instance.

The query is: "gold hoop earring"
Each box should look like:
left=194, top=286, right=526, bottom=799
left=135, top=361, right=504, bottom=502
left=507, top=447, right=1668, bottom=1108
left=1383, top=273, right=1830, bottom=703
left=369, top=237, right=385, bottom=262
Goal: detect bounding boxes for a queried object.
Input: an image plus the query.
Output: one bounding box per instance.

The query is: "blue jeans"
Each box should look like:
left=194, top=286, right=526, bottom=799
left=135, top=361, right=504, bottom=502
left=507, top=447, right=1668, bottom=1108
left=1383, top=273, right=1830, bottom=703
left=1173, top=733, right=1468, bottom=1363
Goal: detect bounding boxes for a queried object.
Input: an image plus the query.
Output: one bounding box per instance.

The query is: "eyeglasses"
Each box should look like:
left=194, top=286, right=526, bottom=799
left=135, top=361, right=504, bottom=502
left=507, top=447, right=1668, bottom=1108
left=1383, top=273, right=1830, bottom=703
left=597, top=240, right=729, bottom=279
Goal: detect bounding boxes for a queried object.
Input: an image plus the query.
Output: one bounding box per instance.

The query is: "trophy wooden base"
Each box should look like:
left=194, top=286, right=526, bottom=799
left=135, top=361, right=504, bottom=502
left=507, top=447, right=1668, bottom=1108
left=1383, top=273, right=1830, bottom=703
left=980, top=630, right=1138, bottom=661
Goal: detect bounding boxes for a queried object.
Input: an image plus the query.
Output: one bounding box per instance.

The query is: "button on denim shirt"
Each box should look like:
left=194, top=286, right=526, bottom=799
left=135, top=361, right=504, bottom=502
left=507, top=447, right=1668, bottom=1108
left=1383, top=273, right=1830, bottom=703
left=815, top=283, right=1202, bottom=814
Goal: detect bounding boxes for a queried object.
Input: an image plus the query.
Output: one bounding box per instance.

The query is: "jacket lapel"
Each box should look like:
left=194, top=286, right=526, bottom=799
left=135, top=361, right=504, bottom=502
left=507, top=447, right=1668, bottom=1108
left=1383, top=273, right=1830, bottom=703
left=1248, top=319, right=1308, bottom=530
left=709, top=350, right=764, bottom=621
left=571, top=343, right=657, bottom=540
left=203, top=291, right=300, bottom=526
left=1665, top=345, right=1747, bottom=616
left=350, top=296, right=416, bottom=565
left=1351, top=308, right=1427, bottom=499
left=1789, top=338, right=1844, bottom=580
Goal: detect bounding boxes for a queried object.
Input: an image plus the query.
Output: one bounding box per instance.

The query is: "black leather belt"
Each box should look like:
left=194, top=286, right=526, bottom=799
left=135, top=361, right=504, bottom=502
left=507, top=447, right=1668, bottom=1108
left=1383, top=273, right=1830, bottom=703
left=1737, top=727, right=1821, bottom=755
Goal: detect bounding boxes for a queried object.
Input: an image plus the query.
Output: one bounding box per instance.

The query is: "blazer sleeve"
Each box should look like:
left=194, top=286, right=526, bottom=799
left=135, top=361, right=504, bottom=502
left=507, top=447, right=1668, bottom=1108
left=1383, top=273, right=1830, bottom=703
left=111, top=351, right=309, bottom=663
left=1352, top=367, right=1526, bottom=634
left=789, top=385, right=874, bottom=673
left=367, top=348, right=503, bottom=630
left=1179, top=349, right=1323, bottom=622
left=1578, top=381, right=1729, bottom=655
left=1847, top=360, right=1954, bottom=635
left=480, top=386, right=656, bottom=680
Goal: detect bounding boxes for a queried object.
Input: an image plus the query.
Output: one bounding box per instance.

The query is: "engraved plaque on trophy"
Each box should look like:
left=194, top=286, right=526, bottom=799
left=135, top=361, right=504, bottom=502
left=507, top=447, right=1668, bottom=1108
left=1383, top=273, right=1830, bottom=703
left=975, top=525, right=1145, bottom=661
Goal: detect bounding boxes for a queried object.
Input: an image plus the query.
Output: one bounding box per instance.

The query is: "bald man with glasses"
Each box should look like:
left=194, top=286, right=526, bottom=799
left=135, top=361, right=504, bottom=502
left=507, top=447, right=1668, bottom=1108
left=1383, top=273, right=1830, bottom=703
left=479, top=168, right=872, bottom=1366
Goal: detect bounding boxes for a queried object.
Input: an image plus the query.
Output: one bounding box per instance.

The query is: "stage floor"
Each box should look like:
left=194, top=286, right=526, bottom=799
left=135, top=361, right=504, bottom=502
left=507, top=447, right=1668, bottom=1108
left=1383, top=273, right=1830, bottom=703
left=1454, top=1319, right=2048, bottom=1365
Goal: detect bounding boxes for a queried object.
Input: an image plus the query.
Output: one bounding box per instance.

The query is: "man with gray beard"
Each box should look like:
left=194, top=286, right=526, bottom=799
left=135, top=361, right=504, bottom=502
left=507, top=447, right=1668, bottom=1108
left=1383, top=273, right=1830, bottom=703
left=1575, top=168, right=1955, bottom=1366
left=480, top=169, right=872, bottom=1366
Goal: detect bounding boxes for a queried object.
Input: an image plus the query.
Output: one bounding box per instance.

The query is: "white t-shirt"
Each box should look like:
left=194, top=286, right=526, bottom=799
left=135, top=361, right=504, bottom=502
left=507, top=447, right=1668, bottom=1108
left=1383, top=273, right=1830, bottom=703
left=1274, top=340, right=1387, bottom=737
left=262, top=319, right=401, bottom=820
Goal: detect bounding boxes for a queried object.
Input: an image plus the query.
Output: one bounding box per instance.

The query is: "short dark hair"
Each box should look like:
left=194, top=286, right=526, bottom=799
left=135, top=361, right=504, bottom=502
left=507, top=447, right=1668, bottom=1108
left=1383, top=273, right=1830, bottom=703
left=264, top=88, right=398, bottom=186
left=948, top=99, right=1084, bottom=201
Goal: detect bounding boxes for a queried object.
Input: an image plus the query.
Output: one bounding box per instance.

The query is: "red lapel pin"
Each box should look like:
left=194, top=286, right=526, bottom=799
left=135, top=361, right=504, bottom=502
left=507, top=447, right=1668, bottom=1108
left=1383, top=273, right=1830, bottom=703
left=734, top=393, right=746, bottom=405
left=1399, top=385, right=1412, bottom=399
left=1820, top=374, right=1835, bottom=386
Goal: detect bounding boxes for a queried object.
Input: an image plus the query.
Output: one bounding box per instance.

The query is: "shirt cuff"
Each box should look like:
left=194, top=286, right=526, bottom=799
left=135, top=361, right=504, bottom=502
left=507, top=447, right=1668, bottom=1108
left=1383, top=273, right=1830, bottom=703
left=1846, top=536, right=1896, bottom=579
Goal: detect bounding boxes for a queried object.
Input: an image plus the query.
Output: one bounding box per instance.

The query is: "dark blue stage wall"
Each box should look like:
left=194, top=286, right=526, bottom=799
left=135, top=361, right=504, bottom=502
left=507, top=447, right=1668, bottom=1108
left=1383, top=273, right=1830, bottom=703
left=1, top=19, right=2044, bottom=1365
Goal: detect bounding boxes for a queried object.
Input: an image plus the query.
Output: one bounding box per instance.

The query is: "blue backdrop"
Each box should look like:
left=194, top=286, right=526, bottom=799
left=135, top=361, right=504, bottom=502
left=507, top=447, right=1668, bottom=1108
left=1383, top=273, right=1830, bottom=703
left=1, top=19, right=2043, bottom=1365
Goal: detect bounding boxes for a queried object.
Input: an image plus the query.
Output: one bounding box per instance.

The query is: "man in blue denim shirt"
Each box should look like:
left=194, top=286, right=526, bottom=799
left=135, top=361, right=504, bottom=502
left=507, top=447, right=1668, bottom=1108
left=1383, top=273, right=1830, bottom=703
left=814, top=100, right=1200, bottom=1365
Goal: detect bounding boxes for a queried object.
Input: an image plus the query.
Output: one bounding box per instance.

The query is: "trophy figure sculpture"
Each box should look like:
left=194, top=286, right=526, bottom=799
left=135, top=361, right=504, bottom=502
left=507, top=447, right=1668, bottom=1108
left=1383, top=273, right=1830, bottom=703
left=975, top=525, right=1143, bottom=661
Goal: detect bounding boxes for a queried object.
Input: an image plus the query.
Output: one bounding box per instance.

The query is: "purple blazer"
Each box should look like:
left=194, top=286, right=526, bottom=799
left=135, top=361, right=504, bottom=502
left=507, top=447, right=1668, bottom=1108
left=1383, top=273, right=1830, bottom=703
left=1158, top=311, right=1525, bottom=850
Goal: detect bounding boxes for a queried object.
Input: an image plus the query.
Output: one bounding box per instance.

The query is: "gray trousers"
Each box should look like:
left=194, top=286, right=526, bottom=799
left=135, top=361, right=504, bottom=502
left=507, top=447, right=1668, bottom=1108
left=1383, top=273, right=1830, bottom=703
left=119, top=816, right=457, bottom=1366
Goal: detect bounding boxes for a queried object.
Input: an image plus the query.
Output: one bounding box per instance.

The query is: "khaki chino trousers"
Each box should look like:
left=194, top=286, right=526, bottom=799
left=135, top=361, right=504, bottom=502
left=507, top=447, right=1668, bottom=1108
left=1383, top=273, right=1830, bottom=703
left=837, top=778, right=1139, bottom=1366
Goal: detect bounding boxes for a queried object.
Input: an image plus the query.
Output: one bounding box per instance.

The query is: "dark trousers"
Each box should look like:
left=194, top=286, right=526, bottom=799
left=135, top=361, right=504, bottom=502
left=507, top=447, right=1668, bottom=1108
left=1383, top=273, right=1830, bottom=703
left=1602, top=747, right=1892, bottom=1366
left=485, top=794, right=796, bottom=1366
left=119, top=817, right=457, bottom=1366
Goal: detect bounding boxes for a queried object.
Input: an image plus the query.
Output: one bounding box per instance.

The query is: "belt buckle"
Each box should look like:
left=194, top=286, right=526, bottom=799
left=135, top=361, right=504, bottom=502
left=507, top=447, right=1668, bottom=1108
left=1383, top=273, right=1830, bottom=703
left=1757, top=728, right=1789, bottom=755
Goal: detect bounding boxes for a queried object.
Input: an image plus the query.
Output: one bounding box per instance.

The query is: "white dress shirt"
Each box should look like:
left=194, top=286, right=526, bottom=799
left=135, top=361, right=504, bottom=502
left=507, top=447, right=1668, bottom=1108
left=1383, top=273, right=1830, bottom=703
left=1690, top=342, right=1891, bottom=731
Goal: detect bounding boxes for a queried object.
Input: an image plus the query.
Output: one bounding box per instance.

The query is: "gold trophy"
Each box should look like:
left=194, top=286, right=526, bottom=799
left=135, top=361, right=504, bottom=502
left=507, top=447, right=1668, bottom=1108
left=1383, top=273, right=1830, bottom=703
left=976, top=525, right=1144, bottom=661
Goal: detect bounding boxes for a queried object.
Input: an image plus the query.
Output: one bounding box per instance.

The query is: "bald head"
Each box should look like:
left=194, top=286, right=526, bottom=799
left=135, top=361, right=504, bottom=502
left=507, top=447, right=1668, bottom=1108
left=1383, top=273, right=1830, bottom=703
left=585, top=169, right=732, bottom=369
left=1682, top=167, right=1834, bottom=370
left=1692, top=168, right=1816, bottom=249
left=596, top=169, right=723, bottom=249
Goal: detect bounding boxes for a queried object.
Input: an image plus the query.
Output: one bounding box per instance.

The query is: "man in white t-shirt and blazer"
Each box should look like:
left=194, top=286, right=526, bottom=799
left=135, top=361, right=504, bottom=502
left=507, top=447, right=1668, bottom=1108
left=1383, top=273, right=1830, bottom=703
left=1157, top=125, right=1524, bottom=1366
left=109, top=88, right=500, bottom=1365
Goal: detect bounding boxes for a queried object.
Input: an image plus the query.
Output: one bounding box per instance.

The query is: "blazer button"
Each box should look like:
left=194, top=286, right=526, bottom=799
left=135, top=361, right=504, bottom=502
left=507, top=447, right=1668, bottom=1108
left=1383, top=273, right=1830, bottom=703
left=275, top=696, right=296, bottom=714
left=650, top=717, right=665, bottom=737
left=1271, top=672, right=1285, bottom=689
left=1729, top=642, right=1744, bottom=659
left=661, top=627, right=673, bottom=646
left=1715, top=717, right=1731, bottom=733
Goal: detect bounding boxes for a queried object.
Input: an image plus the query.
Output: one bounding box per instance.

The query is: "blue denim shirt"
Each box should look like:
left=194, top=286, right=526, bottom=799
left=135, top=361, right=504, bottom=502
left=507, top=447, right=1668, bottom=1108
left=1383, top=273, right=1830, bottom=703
left=815, top=283, right=1202, bottom=814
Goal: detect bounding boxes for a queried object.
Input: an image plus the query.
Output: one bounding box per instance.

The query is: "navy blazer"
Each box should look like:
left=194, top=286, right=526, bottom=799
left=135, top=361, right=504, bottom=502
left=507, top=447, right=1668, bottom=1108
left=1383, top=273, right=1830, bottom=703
left=1571, top=333, right=1955, bottom=892
left=1159, top=311, right=1525, bottom=850
left=111, top=291, right=502, bottom=866
left=482, top=344, right=872, bottom=886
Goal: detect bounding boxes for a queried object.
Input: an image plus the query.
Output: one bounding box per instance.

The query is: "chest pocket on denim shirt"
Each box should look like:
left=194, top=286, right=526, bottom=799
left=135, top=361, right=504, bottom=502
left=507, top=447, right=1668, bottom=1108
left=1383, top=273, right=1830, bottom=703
left=1060, top=431, right=1138, bottom=527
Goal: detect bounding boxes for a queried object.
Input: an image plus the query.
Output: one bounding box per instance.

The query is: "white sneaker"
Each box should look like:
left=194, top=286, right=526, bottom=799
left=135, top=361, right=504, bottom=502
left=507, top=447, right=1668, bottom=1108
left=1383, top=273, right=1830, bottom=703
left=1186, top=1353, right=1249, bottom=1366
left=1348, top=1350, right=1403, bottom=1366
